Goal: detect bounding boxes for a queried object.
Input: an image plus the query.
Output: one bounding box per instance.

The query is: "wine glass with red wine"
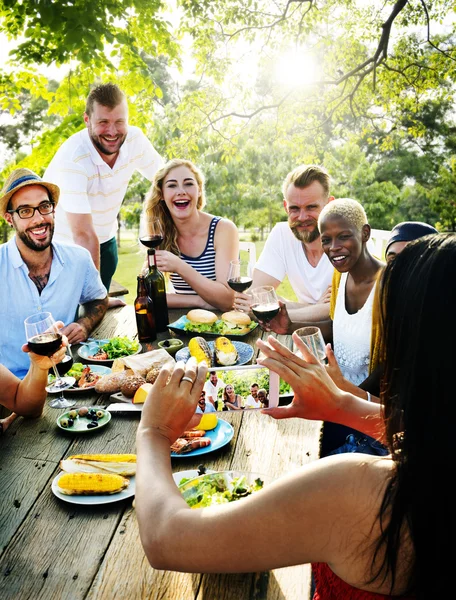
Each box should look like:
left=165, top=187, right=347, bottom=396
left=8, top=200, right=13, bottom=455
left=227, top=260, right=253, bottom=293
left=250, top=286, right=280, bottom=324
left=139, top=218, right=164, bottom=250
left=24, top=312, right=76, bottom=409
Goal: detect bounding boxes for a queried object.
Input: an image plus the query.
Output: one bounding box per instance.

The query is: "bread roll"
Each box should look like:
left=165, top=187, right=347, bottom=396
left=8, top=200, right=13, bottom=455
left=221, top=311, right=252, bottom=326
left=186, top=309, right=218, bottom=324
left=94, top=373, right=127, bottom=394
left=120, top=375, right=146, bottom=398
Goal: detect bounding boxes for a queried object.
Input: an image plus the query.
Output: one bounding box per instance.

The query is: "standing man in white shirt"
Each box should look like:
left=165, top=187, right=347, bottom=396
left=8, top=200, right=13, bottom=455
left=44, top=83, right=164, bottom=307
left=234, top=164, right=335, bottom=323
left=203, top=371, right=226, bottom=409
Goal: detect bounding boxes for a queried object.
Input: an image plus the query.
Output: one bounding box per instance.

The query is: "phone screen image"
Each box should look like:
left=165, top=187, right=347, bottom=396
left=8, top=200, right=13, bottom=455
left=200, top=364, right=279, bottom=413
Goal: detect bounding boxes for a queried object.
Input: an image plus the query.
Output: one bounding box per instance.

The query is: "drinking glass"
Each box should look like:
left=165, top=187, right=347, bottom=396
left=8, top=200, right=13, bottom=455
left=227, top=260, right=253, bottom=293
left=250, top=286, right=280, bottom=323
left=139, top=217, right=164, bottom=250
left=294, top=326, right=327, bottom=364
left=24, top=312, right=76, bottom=409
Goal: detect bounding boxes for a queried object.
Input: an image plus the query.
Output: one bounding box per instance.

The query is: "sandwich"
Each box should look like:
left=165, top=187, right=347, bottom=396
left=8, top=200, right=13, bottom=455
left=220, top=311, right=255, bottom=335
left=184, top=309, right=220, bottom=333
left=184, top=309, right=255, bottom=335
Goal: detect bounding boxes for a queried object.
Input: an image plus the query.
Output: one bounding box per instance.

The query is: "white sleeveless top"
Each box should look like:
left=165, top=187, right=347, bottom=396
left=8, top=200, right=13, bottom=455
left=333, top=272, right=375, bottom=386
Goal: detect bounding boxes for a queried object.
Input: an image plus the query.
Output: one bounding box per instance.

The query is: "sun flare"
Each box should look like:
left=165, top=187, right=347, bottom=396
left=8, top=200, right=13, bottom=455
left=274, top=50, right=317, bottom=87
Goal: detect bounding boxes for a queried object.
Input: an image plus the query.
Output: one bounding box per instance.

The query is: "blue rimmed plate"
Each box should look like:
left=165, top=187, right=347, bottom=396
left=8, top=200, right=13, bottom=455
left=167, top=315, right=258, bottom=339
left=77, top=339, right=141, bottom=366
left=174, top=340, right=254, bottom=367
left=171, top=419, right=234, bottom=458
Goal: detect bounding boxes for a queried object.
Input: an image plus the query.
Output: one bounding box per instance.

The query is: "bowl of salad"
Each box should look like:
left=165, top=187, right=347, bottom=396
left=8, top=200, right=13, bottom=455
left=77, top=337, right=142, bottom=366
left=178, top=470, right=268, bottom=508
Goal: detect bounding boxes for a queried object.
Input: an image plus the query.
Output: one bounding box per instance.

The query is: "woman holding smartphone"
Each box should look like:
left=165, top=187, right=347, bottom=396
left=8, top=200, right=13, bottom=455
left=136, top=233, right=453, bottom=599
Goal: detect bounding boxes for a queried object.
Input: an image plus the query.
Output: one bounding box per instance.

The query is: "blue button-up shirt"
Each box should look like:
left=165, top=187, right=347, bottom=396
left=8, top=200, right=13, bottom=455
left=0, top=237, right=106, bottom=378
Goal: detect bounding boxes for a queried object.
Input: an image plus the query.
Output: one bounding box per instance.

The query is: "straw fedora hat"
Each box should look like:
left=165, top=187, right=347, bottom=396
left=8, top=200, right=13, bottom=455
left=0, top=168, right=60, bottom=218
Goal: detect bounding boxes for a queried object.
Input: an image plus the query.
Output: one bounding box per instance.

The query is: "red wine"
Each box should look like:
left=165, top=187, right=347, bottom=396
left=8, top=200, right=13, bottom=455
left=251, top=303, right=280, bottom=322
left=227, top=277, right=253, bottom=293
left=28, top=332, right=62, bottom=356
left=140, top=235, right=164, bottom=249
left=54, top=355, right=74, bottom=376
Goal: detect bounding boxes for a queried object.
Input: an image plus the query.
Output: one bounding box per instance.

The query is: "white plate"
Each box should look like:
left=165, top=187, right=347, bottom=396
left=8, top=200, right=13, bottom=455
left=172, top=469, right=216, bottom=487
left=51, top=472, right=135, bottom=505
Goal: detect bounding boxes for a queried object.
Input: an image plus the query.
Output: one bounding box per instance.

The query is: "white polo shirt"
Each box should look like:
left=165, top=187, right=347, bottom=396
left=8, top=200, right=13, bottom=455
left=44, top=126, right=163, bottom=244
left=255, top=222, right=333, bottom=304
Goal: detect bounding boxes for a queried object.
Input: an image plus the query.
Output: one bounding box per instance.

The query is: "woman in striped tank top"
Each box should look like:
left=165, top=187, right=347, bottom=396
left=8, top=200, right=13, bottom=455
left=143, top=159, right=239, bottom=311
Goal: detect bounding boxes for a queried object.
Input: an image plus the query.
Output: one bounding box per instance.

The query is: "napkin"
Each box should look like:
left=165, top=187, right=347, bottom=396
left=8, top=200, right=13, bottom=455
left=112, top=348, right=175, bottom=378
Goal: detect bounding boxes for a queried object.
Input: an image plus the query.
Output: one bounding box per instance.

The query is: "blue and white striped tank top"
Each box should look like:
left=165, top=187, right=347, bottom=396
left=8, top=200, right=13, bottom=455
left=170, top=216, right=221, bottom=295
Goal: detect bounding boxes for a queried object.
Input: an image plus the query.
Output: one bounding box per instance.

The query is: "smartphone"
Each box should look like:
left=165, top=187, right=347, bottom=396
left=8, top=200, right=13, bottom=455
left=107, top=363, right=279, bottom=412
left=201, top=364, right=279, bottom=412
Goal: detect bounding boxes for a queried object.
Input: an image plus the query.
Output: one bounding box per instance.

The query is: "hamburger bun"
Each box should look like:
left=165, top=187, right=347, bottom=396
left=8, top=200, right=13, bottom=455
left=221, top=311, right=252, bottom=326
left=186, top=309, right=218, bottom=324
left=221, top=311, right=252, bottom=334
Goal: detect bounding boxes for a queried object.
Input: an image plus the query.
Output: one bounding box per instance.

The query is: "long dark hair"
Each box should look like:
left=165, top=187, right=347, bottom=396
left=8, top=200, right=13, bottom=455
left=376, top=233, right=455, bottom=597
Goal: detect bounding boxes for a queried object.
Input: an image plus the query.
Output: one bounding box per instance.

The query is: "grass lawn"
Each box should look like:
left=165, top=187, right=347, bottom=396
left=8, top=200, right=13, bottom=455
left=114, top=229, right=297, bottom=305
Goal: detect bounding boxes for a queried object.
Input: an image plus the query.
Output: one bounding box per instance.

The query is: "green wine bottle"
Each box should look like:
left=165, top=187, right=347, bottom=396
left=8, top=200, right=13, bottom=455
left=145, top=249, right=169, bottom=333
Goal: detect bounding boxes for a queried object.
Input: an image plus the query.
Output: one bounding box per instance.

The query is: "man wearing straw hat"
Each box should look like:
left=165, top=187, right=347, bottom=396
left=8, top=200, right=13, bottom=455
left=0, top=168, right=108, bottom=378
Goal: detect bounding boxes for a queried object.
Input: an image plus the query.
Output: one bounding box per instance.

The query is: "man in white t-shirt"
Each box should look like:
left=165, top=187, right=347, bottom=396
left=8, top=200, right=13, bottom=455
left=234, top=164, right=335, bottom=327
left=44, top=83, right=164, bottom=307
left=244, top=382, right=261, bottom=409
left=203, top=371, right=226, bottom=409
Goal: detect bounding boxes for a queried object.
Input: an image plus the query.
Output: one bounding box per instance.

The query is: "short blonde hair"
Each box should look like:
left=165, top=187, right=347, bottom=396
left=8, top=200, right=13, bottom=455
left=318, top=198, right=368, bottom=232
left=282, top=164, right=330, bottom=199
left=143, top=159, right=206, bottom=255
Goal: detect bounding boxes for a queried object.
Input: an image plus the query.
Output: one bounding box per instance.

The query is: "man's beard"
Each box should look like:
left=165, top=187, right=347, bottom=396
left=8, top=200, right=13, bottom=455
left=88, top=127, right=126, bottom=156
left=289, top=219, right=320, bottom=243
left=17, top=223, right=54, bottom=252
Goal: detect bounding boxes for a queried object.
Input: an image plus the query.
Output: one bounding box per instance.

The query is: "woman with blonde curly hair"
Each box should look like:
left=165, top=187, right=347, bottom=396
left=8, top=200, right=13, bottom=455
left=143, top=159, right=238, bottom=311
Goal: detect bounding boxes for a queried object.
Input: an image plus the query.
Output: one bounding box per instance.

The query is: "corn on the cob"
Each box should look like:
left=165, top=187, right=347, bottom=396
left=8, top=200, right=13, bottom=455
left=214, top=336, right=238, bottom=366
left=60, top=454, right=136, bottom=476
left=68, top=454, right=136, bottom=462
left=57, top=472, right=129, bottom=495
left=188, top=337, right=213, bottom=365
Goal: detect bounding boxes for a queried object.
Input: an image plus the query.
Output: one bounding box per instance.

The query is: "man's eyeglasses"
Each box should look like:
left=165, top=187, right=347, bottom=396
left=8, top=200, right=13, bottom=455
left=7, top=201, right=55, bottom=220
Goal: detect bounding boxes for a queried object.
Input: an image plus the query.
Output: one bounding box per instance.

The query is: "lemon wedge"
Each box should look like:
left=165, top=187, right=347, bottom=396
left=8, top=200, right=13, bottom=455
left=194, top=413, right=218, bottom=431
left=133, top=383, right=153, bottom=404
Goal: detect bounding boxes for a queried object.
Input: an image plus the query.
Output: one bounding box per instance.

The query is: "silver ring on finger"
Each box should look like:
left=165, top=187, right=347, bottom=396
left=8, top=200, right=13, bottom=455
left=181, top=376, right=194, bottom=384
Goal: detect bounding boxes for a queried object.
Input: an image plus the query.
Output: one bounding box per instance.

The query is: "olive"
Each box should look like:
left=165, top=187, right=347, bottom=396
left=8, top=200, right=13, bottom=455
left=87, top=408, right=96, bottom=418
left=78, top=407, right=89, bottom=417
left=96, top=410, right=104, bottom=419
left=68, top=410, right=78, bottom=419
left=197, top=464, right=207, bottom=476
left=67, top=418, right=75, bottom=427
left=60, top=418, right=69, bottom=428
left=163, top=340, right=171, bottom=347
left=87, top=421, right=99, bottom=429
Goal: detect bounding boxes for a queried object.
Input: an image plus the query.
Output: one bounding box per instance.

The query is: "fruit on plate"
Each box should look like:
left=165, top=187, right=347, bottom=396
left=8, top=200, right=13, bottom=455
left=193, top=413, right=218, bottom=431
left=133, top=383, right=153, bottom=404
left=57, top=472, right=130, bottom=495
left=188, top=336, right=213, bottom=365
left=214, top=336, right=238, bottom=366
left=60, top=454, right=136, bottom=476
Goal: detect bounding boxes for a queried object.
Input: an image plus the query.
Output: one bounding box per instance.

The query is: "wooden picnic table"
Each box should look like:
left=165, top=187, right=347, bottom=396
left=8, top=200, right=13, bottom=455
left=0, top=305, right=322, bottom=600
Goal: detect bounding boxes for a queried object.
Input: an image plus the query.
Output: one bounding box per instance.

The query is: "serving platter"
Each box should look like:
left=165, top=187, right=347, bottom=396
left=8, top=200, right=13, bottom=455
left=78, top=339, right=141, bottom=366
left=175, top=340, right=254, bottom=366
left=168, top=315, right=258, bottom=339
left=171, top=419, right=234, bottom=458
left=48, top=364, right=112, bottom=393
left=51, top=473, right=135, bottom=505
